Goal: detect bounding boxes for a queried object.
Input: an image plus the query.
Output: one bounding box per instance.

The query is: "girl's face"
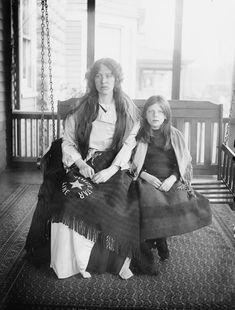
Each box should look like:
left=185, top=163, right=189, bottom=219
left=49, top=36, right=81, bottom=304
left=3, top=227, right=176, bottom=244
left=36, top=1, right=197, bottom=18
left=146, top=103, right=166, bottom=130
left=94, top=64, right=115, bottom=96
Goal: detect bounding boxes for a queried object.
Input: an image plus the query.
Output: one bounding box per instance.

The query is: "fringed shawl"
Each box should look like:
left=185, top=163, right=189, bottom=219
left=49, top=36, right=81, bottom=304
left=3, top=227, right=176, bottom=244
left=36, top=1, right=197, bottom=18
left=50, top=96, right=141, bottom=259
left=131, top=126, right=193, bottom=185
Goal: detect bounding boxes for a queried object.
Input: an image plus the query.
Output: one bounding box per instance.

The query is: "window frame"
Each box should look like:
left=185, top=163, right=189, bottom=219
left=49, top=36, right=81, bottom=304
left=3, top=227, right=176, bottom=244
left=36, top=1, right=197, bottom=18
left=87, top=0, right=183, bottom=100
left=19, top=0, right=37, bottom=100
left=14, top=0, right=184, bottom=106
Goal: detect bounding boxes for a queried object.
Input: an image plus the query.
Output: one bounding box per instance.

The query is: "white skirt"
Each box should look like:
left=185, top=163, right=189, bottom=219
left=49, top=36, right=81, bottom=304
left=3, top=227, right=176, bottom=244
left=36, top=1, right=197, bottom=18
left=50, top=222, right=94, bottom=279
left=50, top=223, right=133, bottom=279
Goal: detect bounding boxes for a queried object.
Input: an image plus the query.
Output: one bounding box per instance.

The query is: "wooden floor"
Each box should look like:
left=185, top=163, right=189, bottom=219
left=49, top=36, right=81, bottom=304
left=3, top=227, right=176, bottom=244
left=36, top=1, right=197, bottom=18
left=0, top=167, right=42, bottom=205
left=0, top=166, right=234, bottom=309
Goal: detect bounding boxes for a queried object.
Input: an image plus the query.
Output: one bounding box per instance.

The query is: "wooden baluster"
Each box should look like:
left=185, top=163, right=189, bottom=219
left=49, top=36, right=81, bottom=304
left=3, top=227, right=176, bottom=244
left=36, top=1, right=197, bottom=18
left=205, top=121, right=212, bottom=167
left=222, top=148, right=226, bottom=181
left=225, top=153, right=230, bottom=186
left=24, top=118, right=27, bottom=157
left=30, top=119, right=33, bottom=158
left=228, top=156, right=233, bottom=190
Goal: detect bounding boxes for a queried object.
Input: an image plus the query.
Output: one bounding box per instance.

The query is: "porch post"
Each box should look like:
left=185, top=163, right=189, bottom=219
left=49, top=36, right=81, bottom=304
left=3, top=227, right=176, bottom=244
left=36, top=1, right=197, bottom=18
left=228, top=55, right=235, bottom=152
left=3, top=0, right=12, bottom=166
left=171, top=0, right=183, bottom=100
left=87, top=0, right=95, bottom=69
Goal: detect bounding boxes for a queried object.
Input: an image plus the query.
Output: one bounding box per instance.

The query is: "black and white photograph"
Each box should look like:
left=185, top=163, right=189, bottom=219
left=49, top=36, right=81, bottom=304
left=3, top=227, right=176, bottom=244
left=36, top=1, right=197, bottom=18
left=0, top=0, right=234, bottom=309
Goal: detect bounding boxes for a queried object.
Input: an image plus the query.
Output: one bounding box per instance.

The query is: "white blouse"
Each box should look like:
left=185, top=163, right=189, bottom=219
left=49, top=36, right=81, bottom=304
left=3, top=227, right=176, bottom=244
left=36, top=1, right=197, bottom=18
left=62, top=104, right=139, bottom=170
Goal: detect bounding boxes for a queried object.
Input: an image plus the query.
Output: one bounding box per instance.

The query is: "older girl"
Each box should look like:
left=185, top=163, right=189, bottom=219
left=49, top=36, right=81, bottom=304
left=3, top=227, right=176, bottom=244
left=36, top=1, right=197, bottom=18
left=26, top=58, right=140, bottom=280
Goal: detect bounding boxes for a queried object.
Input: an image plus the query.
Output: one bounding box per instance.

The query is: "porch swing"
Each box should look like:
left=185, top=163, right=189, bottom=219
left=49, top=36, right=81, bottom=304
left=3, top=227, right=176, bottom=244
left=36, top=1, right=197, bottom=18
left=191, top=101, right=235, bottom=208
left=38, top=0, right=235, bottom=209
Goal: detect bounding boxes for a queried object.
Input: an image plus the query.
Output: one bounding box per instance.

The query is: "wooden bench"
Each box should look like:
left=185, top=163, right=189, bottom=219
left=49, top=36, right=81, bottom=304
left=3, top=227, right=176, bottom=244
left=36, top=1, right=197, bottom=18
left=57, top=98, right=222, bottom=175
left=47, top=97, right=234, bottom=207
left=135, top=99, right=223, bottom=176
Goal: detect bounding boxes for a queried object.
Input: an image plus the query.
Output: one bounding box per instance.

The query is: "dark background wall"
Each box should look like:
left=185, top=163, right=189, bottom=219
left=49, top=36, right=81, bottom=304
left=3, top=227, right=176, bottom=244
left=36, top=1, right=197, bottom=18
left=0, top=0, right=11, bottom=172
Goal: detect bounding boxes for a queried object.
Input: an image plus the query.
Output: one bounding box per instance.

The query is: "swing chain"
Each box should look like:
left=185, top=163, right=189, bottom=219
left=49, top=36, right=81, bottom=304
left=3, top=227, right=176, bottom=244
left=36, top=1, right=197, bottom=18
left=39, top=0, right=46, bottom=160
left=45, top=0, right=55, bottom=141
left=37, top=0, right=55, bottom=168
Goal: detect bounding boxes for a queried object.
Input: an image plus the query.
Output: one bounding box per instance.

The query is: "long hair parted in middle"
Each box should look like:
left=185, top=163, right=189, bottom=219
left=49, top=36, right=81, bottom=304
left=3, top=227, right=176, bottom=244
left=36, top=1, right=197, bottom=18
left=136, top=95, right=172, bottom=150
left=71, top=58, right=130, bottom=158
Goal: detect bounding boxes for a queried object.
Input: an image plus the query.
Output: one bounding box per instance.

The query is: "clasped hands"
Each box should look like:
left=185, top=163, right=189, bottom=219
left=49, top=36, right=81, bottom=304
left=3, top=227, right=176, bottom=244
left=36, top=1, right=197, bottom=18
left=75, top=159, right=119, bottom=184
left=140, top=171, right=177, bottom=192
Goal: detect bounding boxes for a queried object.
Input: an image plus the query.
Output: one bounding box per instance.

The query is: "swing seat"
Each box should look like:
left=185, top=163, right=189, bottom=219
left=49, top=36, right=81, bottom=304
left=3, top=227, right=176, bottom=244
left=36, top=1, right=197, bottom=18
left=192, top=143, right=235, bottom=208
left=192, top=177, right=234, bottom=205
left=40, top=97, right=235, bottom=209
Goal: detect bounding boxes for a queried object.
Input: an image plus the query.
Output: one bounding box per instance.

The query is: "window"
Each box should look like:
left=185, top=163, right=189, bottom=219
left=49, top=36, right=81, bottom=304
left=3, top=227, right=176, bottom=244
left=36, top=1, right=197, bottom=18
left=135, top=0, right=175, bottom=99
left=95, top=0, right=138, bottom=97
left=95, top=0, right=175, bottom=99
left=138, top=69, right=172, bottom=99
left=19, top=0, right=37, bottom=103
left=180, top=0, right=235, bottom=116
left=16, top=0, right=235, bottom=114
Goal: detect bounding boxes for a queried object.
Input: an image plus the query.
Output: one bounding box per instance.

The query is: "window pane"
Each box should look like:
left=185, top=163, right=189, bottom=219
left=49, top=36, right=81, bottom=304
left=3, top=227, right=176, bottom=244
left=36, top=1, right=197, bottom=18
left=22, top=0, right=30, bottom=36
left=139, top=69, right=172, bottom=97
left=95, top=0, right=175, bottom=99
left=180, top=0, right=235, bottom=116
left=136, top=0, right=175, bottom=99
left=35, top=0, right=87, bottom=110
left=95, top=0, right=138, bottom=97
left=61, top=0, right=88, bottom=100
left=23, top=38, right=31, bottom=87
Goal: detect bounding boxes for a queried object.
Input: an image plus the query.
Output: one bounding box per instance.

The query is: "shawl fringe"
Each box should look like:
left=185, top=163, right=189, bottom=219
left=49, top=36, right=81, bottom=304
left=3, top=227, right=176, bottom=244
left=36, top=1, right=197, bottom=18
left=51, top=215, right=140, bottom=259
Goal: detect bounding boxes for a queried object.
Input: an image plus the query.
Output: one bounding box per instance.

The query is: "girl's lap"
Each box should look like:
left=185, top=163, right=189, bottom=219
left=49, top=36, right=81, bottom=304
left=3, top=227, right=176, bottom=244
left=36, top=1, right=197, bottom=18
left=137, top=179, right=211, bottom=240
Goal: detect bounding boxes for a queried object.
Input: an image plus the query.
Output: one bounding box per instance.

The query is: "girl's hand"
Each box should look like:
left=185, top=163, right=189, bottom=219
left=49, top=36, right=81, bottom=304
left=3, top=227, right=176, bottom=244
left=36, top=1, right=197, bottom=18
left=159, top=175, right=177, bottom=192
left=92, top=165, right=119, bottom=184
left=75, top=159, right=95, bottom=179
left=140, top=171, right=162, bottom=189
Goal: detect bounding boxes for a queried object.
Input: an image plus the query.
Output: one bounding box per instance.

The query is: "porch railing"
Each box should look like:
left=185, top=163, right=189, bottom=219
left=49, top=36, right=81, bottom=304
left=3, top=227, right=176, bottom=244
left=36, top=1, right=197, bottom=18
left=219, top=143, right=235, bottom=196
left=12, top=110, right=229, bottom=175
left=12, top=111, right=59, bottom=162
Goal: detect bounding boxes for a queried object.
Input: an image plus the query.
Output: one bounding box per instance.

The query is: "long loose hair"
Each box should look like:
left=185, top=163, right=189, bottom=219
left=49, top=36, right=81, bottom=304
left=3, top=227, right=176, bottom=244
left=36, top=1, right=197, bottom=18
left=136, top=95, right=172, bottom=150
left=69, top=58, right=130, bottom=158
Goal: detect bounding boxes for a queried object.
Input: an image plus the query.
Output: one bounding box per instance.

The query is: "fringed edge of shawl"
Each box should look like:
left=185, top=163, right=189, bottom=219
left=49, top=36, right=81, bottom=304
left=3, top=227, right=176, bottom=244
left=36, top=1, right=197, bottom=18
left=178, top=163, right=196, bottom=198
left=51, top=215, right=140, bottom=259
left=177, top=181, right=196, bottom=199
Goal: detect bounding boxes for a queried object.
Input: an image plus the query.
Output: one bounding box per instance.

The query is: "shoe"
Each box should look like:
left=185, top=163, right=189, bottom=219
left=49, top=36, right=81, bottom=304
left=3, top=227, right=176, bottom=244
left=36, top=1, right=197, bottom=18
left=146, top=239, right=158, bottom=249
left=131, top=242, right=158, bottom=276
left=154, top=238, right=169, bottom=261
left=119, top=267, right=133, bottom=280
left=119, top=257, right=134, bottom=280
left=80, top=271, right=91, bottom=278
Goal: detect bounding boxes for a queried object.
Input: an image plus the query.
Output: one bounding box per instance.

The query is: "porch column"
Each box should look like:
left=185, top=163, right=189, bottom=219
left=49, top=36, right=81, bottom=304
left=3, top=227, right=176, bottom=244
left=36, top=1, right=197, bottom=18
left=171, top=0, right=183, bottom=99
left=87, top=0, right=95, bottom=69
left=228, top=113, right=235, bottom=152
left=228, top=56, right=235, bottom=152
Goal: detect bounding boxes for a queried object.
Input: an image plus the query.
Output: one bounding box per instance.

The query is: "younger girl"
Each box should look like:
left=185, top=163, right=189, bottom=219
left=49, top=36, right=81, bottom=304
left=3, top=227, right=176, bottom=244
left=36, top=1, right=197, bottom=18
left=131, top=95, right=212, bottom=263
